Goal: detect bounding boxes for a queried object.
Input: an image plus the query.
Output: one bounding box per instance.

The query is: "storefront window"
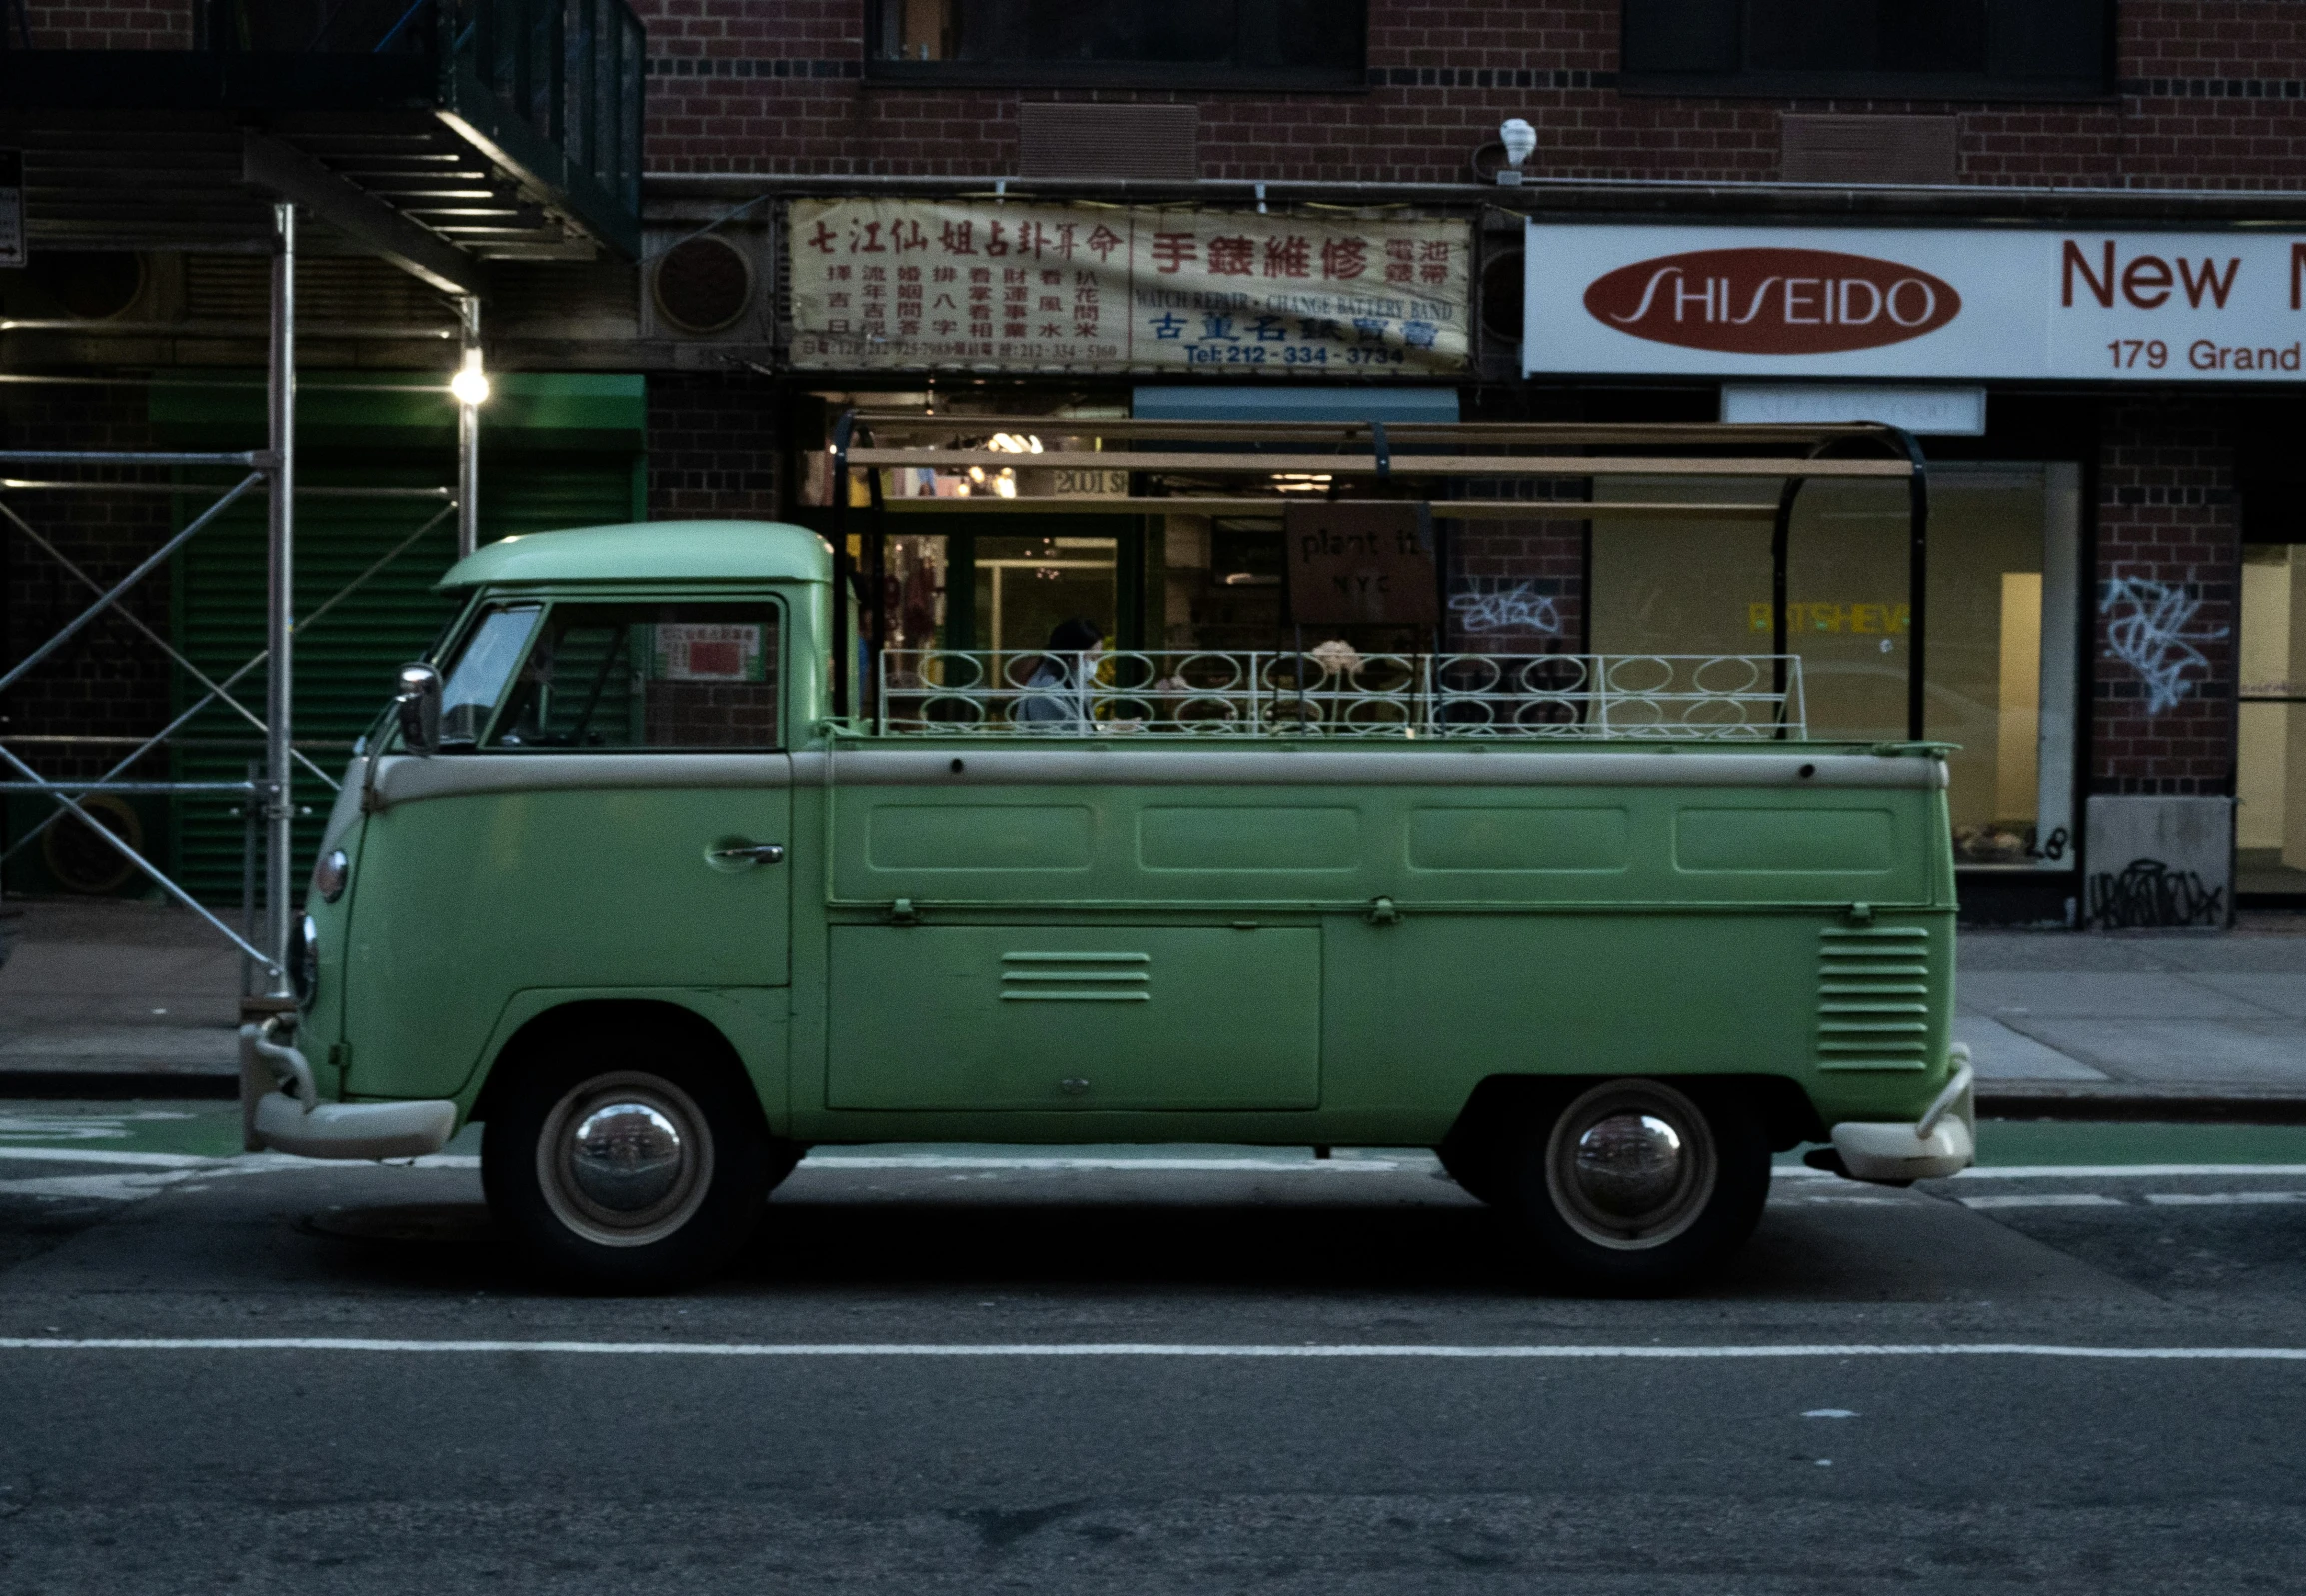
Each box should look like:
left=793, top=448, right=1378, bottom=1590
left=1591, top=464, right=2078, bottom=868
left=2237, top=545, right=2306, bottom=895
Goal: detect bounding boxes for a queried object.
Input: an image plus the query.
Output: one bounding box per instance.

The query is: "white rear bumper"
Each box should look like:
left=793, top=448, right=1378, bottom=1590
left=1827, top=1050, right=1977, bottom=1183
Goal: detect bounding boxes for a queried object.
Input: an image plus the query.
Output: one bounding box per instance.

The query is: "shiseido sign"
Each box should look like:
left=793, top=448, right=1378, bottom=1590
left=1527, top=223, right=2306, bottom=382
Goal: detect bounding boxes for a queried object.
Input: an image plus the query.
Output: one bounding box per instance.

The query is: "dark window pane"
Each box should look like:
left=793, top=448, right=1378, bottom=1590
left=1988, top=0, right=2107, bottom=80
left=1621, top=0, right=1739, bottom=74
left=1880, top=2, right=1986, bottom=72
left=889, top=0, right=1356, bottom=71
left=1627, top=0, right=2103, bottom=88
left=1749, top=0, right=1874, bottom=72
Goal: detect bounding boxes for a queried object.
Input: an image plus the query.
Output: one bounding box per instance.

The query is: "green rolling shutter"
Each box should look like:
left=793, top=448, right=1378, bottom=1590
left=160, top=374, right=647, bottom=902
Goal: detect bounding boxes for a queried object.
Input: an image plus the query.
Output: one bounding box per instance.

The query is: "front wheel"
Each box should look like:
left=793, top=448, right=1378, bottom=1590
left=482, top=1042, right=781, bottom=1293
left=1504, top=1078, right=1769, bottom=1291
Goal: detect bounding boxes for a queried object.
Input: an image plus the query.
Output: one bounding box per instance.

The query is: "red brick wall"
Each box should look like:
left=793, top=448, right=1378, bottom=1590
left=22, top=0, right=192, bottom=49
left=2092, top=397, right=2240, bottom=797
left=640, top=2, right=2306, bottom=188
left=1446, top=505, right=1583, bottom=656
left=644, top=373, right=782, bottom=518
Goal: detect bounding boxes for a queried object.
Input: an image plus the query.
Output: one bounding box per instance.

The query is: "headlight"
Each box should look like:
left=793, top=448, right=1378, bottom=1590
left=311, top=848, right=349, bottom=903
left=291, top=913, right=319, bottom=1008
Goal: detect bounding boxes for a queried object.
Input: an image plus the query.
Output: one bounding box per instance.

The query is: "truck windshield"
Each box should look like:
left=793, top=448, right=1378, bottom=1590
left=437, top=604, right=542, bottom=748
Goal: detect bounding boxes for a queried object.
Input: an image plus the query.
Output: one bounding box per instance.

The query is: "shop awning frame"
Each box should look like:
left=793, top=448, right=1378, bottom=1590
left=827, top=412, right=1931, bottom=742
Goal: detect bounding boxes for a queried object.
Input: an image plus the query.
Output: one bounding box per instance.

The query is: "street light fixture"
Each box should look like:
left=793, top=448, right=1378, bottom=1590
left=1496, top=118, right=1537, bottom=185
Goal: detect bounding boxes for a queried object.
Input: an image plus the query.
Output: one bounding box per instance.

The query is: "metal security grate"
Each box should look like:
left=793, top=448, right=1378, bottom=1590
left=880, top=651, right=1806, bottom=740
left=1815, top=926, right=1932, bottom=1071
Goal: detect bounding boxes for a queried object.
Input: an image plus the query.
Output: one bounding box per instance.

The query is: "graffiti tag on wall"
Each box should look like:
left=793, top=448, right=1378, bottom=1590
left=2087, top=857, right=2226, bottom=929
left=1449, top=580, right=1563, bottom=637
left=2100, top=574, right=2228, bottom=715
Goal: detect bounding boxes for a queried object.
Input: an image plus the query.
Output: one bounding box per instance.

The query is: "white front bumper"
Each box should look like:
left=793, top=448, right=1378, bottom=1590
left=239, top=1020, right=456, bottom=1161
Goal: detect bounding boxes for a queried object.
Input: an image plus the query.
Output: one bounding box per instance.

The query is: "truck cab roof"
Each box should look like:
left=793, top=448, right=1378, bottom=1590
left=439, top=520, right=832, bottom=590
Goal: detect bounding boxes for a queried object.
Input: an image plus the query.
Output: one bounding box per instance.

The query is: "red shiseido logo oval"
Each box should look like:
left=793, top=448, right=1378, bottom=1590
left=1582, top=248, right=1962, bottom=354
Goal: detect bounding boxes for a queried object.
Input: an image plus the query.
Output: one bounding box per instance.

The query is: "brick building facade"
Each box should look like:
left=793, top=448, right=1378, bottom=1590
left=9, top=1, right=2306, bottom=921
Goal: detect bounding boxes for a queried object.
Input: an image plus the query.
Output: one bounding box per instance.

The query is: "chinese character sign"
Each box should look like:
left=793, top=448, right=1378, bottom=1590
left=788, top=200, right=1470, bottom=375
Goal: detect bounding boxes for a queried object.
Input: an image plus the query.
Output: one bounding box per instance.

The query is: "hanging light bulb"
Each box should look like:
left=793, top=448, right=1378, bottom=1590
left=450, top=349, right=490, bottom=407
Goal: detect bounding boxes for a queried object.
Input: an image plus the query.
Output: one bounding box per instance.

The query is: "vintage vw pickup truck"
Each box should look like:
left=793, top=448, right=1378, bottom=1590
left=241, top=519, right=1972, bottom=1292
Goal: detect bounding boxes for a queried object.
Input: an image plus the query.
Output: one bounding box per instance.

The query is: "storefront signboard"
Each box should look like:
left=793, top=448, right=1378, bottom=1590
left=790, top=199, right=1470, bottom=375
left=1282, top=501, right=1439, bottom=626
left=1525, top=223, right=2306, bottom=382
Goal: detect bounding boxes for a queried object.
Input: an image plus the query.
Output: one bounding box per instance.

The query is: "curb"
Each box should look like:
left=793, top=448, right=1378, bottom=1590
left=1977, top=1083, right=2306, bottom=1126
left=0, top=1071, right=238, bottom=1101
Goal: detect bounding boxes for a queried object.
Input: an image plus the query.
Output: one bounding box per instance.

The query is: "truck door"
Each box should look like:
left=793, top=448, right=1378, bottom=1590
left=345, top=598, right=793, bottom=1100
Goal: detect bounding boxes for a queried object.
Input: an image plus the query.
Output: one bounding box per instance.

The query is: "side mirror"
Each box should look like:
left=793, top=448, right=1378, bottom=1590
left=394, top=663, right=442, bottom=756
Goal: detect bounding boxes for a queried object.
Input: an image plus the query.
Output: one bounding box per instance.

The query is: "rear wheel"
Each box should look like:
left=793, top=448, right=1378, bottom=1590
left=1503, top=1078, right=1768, bottom=1290
left=482, top=1036, right=781, bottom=1293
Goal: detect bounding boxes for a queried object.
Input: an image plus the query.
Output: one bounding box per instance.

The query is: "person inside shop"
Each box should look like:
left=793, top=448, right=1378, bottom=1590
left=1015, top=617, right=1106, bottom=729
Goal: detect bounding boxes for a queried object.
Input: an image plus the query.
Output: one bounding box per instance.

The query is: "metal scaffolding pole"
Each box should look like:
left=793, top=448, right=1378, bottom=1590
left=456, top=296, right=482, bottom=560
left=265, top=202, right=297, bottom=999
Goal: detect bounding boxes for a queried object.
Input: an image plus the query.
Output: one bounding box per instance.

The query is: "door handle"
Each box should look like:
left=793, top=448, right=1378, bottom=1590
left=711, top=842, right=786, bottom=865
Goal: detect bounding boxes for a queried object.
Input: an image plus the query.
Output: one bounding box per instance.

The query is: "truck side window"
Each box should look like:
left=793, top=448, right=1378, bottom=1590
left=437, top=604, right=543, bottom=749
left=486, top=603, right=782, bottom=751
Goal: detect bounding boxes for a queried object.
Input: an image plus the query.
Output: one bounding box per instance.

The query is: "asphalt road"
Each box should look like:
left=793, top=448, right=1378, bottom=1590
left=3, top=1107, right=2306, bottom=1594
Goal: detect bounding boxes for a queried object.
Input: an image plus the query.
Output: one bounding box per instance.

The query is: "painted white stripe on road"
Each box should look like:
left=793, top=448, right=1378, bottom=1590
left=0, top=1146, right=219, bottom=1169
left=2145, top=1191, right=2306, bottom=1206
left=1958, top=1193, right=2128, bottom=1211
left=0, top=1338, right=2302, bottom=1361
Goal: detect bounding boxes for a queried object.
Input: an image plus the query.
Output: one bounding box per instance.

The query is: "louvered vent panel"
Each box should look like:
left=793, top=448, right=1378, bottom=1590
left=1016, top=104, right=1199, bottom=181
left=1816, top=926, right=1932, bottom=1071
left=1779, top=115, right=1958, bottom=186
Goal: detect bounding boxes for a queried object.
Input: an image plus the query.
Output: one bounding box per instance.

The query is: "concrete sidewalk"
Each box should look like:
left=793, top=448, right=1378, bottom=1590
left=0, top=899, right=245, bottom=1091
left=1958, top=918, right=2306, bottom=1090
left=0, top=897, right=2303, bottom=1106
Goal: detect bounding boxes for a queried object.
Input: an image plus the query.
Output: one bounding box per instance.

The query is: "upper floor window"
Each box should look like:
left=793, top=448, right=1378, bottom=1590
left=866, top=0, right=1364, bottom=90
left=1620, top=0, right=2112, bottom=100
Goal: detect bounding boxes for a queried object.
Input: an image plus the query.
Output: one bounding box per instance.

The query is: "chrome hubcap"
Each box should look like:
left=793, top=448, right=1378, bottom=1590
left=1545, top=1081, right=1716, bottom=1250
left=537, top=1072, right=713, bottom=1248
left=569, top=1102, right=686, bottom=1213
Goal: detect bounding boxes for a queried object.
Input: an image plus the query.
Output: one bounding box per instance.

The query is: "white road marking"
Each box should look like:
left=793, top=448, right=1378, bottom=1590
left=2145, top=1191, right=2306, bottom=1207
left=0, top=1338, right=2302, bottom=1360
left=0, top=1172, right=193, bottom=1200
left=0, top=1147, right=220, bottom=1169
left=1803, top=1409, right=1858, bottom=1418
left=1958, top=1193, right=2127, bottom=1211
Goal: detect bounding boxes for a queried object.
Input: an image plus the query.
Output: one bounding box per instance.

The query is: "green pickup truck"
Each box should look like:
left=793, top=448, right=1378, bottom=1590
left=240, top=519, right=1973, bottom=1292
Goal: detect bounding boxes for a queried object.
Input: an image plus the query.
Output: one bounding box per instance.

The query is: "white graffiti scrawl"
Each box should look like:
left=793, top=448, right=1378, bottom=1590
left=2100, top=574, right=2228, bottom=715
left=1449, top=580, right=1564, bottom=637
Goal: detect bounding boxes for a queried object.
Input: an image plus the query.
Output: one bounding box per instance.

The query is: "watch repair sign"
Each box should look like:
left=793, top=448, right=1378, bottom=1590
left=789, top=199, right=1470, bottom=375
left=1525, top=222, right=2306, bottom=382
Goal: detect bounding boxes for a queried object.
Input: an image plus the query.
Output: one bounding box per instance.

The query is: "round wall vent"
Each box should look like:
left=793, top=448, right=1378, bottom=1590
left=653, top=235, right=754, bottom=335
left=28, top=252, right=147, bottom=321
left=1478, top=248, right=1525, bottom=346
left=43, top=794, right=141, bottom=895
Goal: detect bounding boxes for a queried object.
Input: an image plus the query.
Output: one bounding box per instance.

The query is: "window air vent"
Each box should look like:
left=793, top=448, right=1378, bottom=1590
left=1779, top=115, right=1958, bottom=186
left=1016, top=103, right=1199, bottom=182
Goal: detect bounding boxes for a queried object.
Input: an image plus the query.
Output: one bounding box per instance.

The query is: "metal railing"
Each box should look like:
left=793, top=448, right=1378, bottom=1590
left=443, top=0, right=645, bottom=218
left=878, top=651, right=1807, bottom=740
